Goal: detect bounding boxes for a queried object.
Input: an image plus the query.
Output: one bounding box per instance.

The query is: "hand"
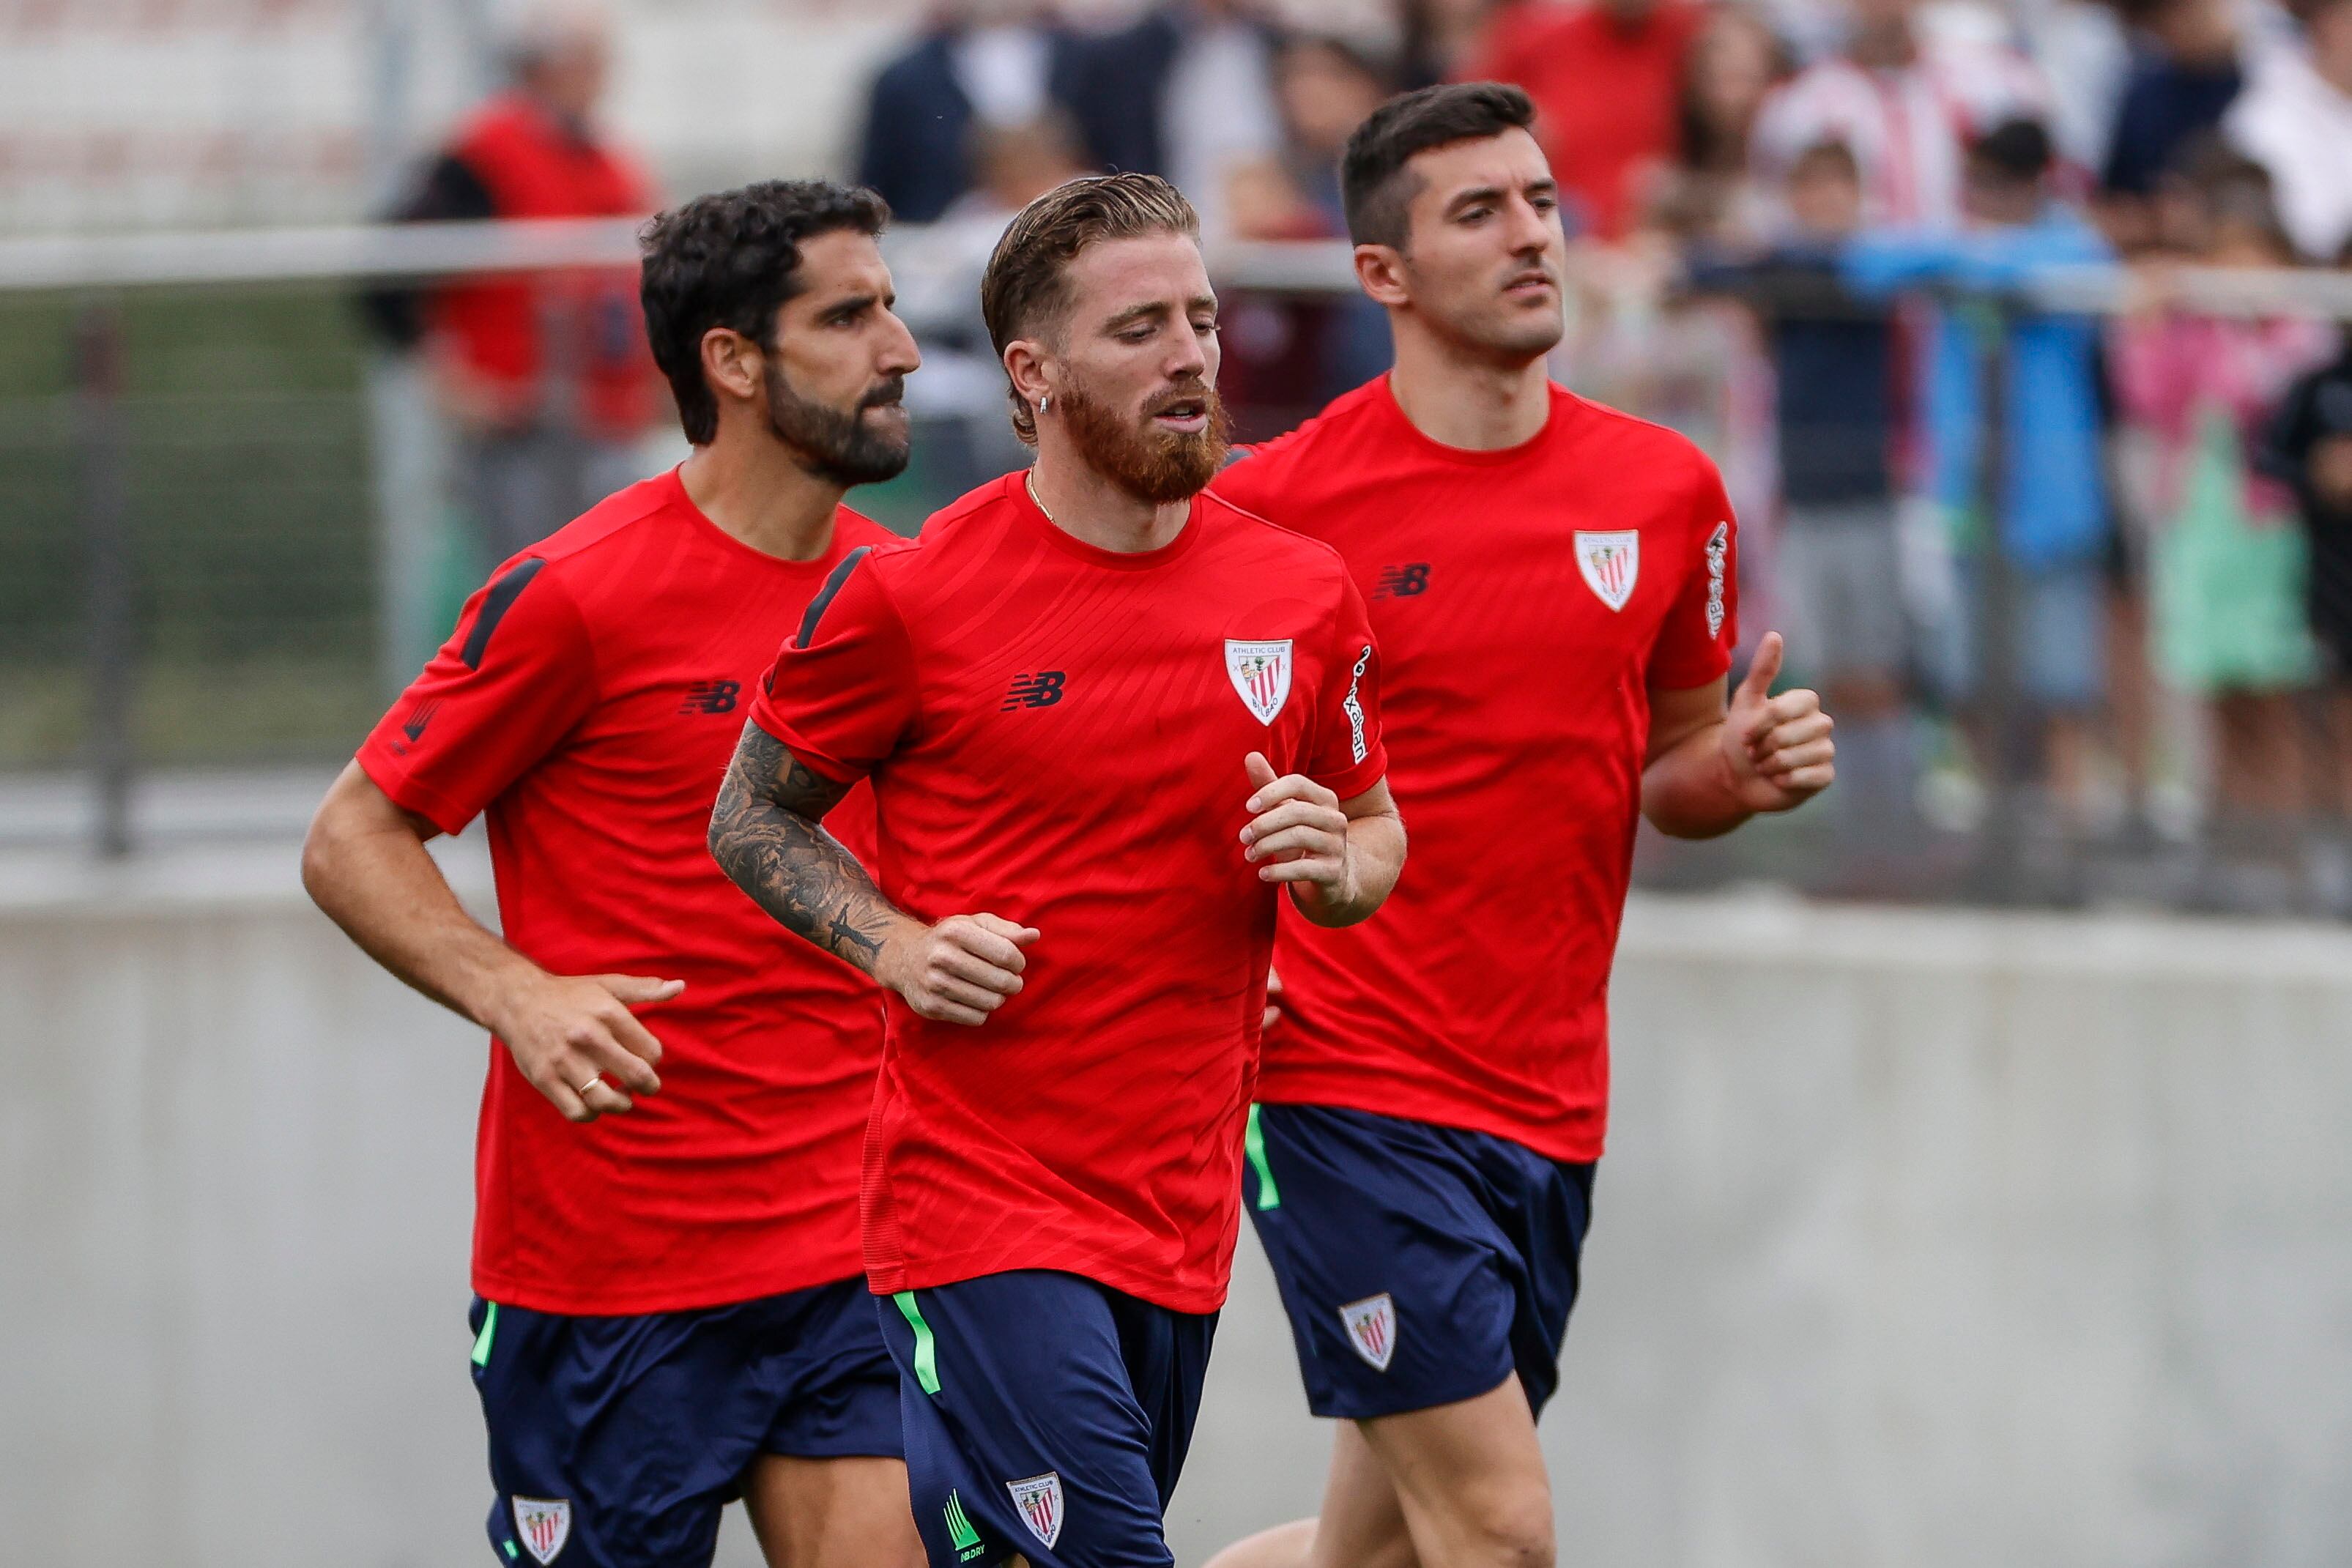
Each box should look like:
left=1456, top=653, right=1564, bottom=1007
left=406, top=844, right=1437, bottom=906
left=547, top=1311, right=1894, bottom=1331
left=1242, top=752, right=1353, bottom=906
left=1722, top=632, right=1834, bottom=811
left=1262, top=965, right=1285, bottom=1035
left=877, top=913, right=1039, bottom=1027
left=486, top=971, right=683, bottom=1124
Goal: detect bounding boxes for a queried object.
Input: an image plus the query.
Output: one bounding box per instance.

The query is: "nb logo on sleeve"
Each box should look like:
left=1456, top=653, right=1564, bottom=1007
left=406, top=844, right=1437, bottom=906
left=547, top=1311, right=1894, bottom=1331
left=1373, top=564, right=1430, bottom=599
left=679, top=680, right=741, bottom=715
left=1002, top=671, right=1066, bottom=710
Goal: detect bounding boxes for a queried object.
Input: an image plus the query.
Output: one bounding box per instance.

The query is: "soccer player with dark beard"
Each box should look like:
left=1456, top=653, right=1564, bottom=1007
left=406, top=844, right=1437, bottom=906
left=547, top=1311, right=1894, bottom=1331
left=708, top=173, right=1407, bottom=1568
left=1204, top=85, right=1835, bottom=1568
left=303, top=182, right=926, bottom=1568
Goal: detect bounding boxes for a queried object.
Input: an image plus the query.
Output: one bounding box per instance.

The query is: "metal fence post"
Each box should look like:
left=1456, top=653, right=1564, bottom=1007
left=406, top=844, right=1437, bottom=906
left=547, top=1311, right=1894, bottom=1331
left=1966, top=291, right=2025, bottom=902
left=75, top=300, right=134, bottom=858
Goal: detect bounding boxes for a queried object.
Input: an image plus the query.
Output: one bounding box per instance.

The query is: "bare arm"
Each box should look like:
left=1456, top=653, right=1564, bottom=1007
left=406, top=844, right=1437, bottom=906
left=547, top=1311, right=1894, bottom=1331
left=300, top=761, right=676, bottom=1121
left=709, top=723, right=1039, bottom=1025
left=1239, top=754, right=1406, bottom=928
left=1641, top=631, right=1834, bottom=839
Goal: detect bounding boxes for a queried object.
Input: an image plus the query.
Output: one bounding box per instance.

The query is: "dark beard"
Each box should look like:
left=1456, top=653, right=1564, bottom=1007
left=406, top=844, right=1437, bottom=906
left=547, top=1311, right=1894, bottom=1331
left=765, top=363, right=910, bottom=486
left=1059, top=379, right=1231, bottom=505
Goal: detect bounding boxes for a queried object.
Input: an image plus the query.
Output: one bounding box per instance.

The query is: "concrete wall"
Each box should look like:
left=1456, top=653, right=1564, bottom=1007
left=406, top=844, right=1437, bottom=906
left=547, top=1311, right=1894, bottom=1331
left=5, top=850, right=2350, bottom=1567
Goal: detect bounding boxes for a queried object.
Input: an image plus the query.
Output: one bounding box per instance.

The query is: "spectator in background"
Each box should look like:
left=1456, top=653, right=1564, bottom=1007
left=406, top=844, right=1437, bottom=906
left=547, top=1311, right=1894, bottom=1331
left=853, top=0, right=1089, bottom=224
left=2225, top=0, right=2352, bottom=261
left=364, top=0, right=661, bottom=562
left=1847, top=119, right=2113, bottom=830
left=1694, top=140, right=1915, bottom=853
left=1669, top=4, right=1793, bottom=244
left=2099, top=0, right=2247, bottom=252
left=2112, top=153, right=2332, bottom=892
left=1751, top=0, right=2049, bottom=228
left=1466, top=0, right=1707, bottom=239
left=2260, top=278, right=2352, bottom=896
left=1399, top=0, right=1500, bottom=87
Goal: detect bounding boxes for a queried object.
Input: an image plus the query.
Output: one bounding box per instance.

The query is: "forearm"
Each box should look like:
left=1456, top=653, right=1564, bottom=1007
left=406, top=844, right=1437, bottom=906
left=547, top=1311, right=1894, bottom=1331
left=708, top=732, right=915, bottom=976
left=301, top=772, right=540, bottom=1028
left=1293, top=806, right=1406, bottom=928
left=1641, top=721, right=1755, bottom=839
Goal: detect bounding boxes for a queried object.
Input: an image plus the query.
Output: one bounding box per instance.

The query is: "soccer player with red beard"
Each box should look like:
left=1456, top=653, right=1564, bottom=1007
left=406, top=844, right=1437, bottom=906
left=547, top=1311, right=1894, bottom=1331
left=710, top=173, right=1406, bottom=1568
left=1206, top=85, right=1835, bottom=1568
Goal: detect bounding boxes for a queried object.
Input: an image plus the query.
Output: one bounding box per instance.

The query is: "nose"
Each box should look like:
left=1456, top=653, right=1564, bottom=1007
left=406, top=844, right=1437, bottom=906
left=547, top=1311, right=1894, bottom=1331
left=1164, top=323, right=1209, bottom=385
left=1504, top=191, right=1557, bottom=256
left=880, top=308, right=921, bottom=376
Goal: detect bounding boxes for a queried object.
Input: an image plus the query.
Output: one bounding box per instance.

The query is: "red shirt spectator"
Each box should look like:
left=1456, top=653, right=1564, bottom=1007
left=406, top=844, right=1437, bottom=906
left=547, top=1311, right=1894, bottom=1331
left=1466, top=0, right=1706, bottom=238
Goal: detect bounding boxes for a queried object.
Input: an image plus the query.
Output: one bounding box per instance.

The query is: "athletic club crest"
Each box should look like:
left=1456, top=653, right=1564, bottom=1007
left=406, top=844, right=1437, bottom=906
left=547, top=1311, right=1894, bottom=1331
left=1574, top=530, right=1640, bottom=612
left=1007, top=1471, right=1065, bottom=1550
left=512, top=1497, right=572, bottom=1564
left=1339, top=1293, right=1398, bottom=1371
left=1224, top=639, right=1294, bottom=724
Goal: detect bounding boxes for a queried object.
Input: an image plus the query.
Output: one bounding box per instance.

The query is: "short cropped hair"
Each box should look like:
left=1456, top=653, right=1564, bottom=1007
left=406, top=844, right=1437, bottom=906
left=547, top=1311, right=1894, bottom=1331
left=639, top=179, right=889, bottom=445
left=1967, top=117, right=2055, bottom=183
left=980, top=173, right=1201, bottom=444
left=1341, top=81, right=1537, bottom=250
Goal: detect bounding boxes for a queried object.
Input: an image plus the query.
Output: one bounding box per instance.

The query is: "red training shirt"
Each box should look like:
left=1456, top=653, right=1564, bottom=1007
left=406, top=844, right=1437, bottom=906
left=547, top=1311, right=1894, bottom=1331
left=748, top=472, right=1388, bottom=1314
left=1212, top=379, right=1737, bottom=1163
left=356, top=468, right=891, bottom=1315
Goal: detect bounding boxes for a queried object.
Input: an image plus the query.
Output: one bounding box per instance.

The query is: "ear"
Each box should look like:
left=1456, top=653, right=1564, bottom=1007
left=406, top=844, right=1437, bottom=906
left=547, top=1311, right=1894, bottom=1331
left=700, top=326, right=764, bottom=410
left=1354, top=242, right=1410, bottom=311
left=1004, top=338, right=1055, bottom=411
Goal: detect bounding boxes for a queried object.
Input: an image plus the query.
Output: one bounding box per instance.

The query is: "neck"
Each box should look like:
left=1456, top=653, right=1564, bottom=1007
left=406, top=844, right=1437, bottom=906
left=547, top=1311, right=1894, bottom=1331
left=1386, top=322, right=1553, bottom=451
left=679, top=428, right=847, bottom=562
left=1026, top=442, right=1192, bottom=552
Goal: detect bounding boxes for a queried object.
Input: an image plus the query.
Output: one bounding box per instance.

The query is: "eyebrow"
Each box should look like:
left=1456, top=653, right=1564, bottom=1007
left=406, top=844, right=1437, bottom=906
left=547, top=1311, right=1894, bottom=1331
left=1446, top=178, right=1558, bottom=213
left=818, top=291, right=882, bottom=319
left=1101, top=295, right=1216, bottom=332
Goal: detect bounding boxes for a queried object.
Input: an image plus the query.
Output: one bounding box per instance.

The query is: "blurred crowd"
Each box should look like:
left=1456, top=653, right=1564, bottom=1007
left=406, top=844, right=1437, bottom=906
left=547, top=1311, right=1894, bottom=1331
left=375, top=0, right=2352, bottom=909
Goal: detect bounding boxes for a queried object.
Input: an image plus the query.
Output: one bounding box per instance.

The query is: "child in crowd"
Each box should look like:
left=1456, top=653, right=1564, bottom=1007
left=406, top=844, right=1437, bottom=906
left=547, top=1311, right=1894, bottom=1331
left=1844, top=118, right=2114, bottom=837
left=2110, top=152, right=2334, bottom=887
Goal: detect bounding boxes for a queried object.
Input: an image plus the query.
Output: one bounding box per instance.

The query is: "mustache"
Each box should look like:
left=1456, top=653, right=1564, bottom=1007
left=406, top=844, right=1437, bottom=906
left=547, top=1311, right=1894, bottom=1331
left=1144, top=380, right=1212, bottom=417
left=860, top=375, right=908, bottom=411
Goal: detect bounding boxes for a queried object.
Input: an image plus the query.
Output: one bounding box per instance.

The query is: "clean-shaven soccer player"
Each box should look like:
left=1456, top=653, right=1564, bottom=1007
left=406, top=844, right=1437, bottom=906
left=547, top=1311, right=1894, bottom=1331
left=708, top=173, right=1406, bottom=1568
left=303, top=182, right=927, bottom=1568
left=1206, top=85, right=1835, bottom=1568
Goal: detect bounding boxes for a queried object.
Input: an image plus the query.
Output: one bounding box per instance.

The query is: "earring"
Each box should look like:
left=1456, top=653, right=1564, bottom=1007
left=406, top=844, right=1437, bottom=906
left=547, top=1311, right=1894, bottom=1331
left=1038, top=394, right=1051, bottom=415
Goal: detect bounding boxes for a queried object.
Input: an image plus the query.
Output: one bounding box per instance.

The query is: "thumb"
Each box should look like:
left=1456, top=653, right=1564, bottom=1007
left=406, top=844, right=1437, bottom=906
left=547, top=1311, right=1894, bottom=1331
left=598, top=975, right=686, bottom=1007
left=1244, top=751, right=1279, bottom=792
left=1736, top=632, right=1785, bottom=706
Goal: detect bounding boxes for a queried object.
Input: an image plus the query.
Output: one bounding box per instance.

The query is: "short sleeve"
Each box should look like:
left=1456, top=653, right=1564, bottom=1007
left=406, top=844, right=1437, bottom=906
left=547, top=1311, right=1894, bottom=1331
left=746, top=548, right=919, bottom=786
left=1306, top=571, right=1388, bottom=800
left=1647, top=471, right=1739, bottom=691
left=355, top=557, right=598, bottom=836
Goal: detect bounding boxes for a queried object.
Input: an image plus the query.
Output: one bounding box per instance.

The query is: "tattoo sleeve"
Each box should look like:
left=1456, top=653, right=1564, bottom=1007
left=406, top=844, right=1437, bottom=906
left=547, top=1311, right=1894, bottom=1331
left=709, top=723, right=905, bottom=975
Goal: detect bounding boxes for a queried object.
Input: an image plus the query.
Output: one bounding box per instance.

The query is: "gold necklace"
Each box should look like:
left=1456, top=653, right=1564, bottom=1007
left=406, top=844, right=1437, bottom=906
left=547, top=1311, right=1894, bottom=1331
left=1025, top=468, right=1054, bottom=524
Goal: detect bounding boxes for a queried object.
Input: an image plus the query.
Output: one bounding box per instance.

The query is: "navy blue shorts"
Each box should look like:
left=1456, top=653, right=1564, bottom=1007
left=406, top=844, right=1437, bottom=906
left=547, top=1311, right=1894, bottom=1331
left=467, top=1276, right=900, bottom=1567
left=876, top=1271, right=1217, bottom=1568
left=1244, top=1102, right=1595, bottom=1422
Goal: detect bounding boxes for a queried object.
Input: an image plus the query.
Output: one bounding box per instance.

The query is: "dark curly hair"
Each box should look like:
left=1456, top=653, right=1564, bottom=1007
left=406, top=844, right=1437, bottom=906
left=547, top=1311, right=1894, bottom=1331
left=639, top=179, right=891, bottom=445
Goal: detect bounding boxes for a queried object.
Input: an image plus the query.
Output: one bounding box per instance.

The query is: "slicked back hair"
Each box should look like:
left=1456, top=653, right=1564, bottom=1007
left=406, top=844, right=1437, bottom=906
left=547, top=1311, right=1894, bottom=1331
left=639, top=179, right=889, bottom=445
left=1341, top=81, right=1537, bottom=250
left=979, top=173, right=1201, bottom=445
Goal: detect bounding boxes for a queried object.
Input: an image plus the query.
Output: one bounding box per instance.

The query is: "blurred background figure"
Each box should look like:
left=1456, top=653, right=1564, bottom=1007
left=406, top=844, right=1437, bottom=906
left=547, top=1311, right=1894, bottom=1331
left=363, top=0, right=664, bottom=567
left=1666, top=4, right=1793, bottom=246
left=2097, top=0, right=2247, bottom=253
left=2223, top=0, right=2352, bottom=263
left=2111, top=149, right=2334, bottom=904
left=853, top=0, right=1092, bottom=224
left=1848, top=118, right=2113, bottom=850
left=1466, top=0, right=1707, bottom=240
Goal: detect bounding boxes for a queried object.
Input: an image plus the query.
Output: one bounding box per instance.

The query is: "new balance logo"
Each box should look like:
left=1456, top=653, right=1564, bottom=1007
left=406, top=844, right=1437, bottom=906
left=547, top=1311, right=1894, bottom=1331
left=1002, top=671, right=1066, bottom=710
left=1373, top=563, right=1430, bottom=599
left=679, top=680, right=741, bottom=715
left=400, top=700, right=440, bottom=743
left=943, top=1490, right=986, bottom=1561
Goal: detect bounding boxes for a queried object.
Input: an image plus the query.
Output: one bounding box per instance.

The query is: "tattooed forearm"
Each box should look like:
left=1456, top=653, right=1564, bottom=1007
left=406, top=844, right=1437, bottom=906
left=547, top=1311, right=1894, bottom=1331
left=709, top=724, right=905, bottom=976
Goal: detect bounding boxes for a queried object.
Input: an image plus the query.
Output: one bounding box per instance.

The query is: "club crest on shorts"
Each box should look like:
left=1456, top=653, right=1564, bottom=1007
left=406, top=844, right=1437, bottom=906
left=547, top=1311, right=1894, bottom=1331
left=511, top=1497, right=572, bottom=1564
left=1574, top=530, right=1640, bottom=612
left=1007, top=1471, right=1065, bottom=1550
left=1225, top=639, right=1293, bottom=724
left=1339, top=1292, right=1398, bottom=1371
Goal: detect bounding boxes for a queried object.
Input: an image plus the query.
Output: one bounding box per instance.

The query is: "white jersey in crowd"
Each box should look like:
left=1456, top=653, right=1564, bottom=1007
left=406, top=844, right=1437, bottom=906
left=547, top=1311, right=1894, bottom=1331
left=1748, top=23, right=2052, bottom=226
left=2225, top=43, right=2352, bottom=261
